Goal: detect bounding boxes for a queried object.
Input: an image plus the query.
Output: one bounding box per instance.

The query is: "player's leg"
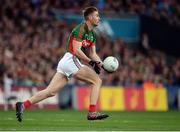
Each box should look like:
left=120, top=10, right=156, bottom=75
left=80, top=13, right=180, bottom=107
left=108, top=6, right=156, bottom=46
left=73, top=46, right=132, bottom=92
left=74, top=66, right=109, bottom=120
left=16, top=72, right=68, bottom=122
left=28, top=73, right=68, bottom=104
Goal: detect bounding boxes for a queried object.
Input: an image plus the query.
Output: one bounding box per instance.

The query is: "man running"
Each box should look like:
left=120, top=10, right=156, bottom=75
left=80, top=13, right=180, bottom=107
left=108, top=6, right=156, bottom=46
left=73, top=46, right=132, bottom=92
left=16, top=6, right=109, bottom=122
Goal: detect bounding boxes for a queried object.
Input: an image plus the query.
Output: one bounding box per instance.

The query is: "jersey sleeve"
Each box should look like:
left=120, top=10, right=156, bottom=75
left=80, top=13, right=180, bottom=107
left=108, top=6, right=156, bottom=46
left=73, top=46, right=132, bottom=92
left=72, top=23, right=85, bottom=42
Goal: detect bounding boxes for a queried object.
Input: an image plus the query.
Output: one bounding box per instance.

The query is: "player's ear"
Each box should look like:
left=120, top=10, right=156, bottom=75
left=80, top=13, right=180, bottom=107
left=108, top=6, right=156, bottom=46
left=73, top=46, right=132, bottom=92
left=89, top=15, right=93, bottom=21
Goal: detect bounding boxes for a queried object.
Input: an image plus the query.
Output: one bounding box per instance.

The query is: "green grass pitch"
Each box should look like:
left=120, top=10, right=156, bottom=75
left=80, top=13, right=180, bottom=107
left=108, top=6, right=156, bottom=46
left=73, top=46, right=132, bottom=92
left=0, top=110, right=180, bottom=131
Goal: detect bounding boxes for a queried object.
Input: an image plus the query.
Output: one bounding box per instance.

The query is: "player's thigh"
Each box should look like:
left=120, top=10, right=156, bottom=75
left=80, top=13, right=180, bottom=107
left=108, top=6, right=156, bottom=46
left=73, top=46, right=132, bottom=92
left=46, top=72, right=68, bottom=93
left=74, top=66, right=101, bottom=85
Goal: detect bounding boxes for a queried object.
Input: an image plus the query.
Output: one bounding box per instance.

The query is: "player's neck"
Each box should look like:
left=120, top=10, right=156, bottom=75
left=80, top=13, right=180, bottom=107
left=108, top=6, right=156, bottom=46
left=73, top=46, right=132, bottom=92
left=85, top=21, right=93, bottom=31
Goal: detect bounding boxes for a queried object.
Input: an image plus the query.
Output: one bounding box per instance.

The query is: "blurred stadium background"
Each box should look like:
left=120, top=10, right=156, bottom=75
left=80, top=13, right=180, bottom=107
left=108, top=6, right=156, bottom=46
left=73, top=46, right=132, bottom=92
left=0, top=0, right=180, bottom=130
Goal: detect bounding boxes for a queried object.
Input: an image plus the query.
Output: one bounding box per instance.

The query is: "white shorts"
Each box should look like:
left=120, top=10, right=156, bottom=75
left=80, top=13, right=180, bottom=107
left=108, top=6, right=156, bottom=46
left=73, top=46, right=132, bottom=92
left=56, top=52, right=84, bottom=78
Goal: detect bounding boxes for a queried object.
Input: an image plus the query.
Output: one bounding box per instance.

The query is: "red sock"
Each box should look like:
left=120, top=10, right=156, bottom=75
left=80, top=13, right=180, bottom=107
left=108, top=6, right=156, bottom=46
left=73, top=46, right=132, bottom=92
left=89, top=105, right=96, bottom=112
left=23, top=100, right=32, bottom=109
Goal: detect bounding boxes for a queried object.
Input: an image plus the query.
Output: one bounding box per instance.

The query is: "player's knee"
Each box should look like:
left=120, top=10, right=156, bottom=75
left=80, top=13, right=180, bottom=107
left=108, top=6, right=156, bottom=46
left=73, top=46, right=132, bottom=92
left=97, top=77, right=102, bottom=86
left=93, top=76, right=102, bottom=87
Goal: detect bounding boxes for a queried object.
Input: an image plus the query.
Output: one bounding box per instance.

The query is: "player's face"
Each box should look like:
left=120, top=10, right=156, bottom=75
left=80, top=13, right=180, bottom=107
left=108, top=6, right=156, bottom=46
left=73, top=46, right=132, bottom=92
left=90, top=11, right=100, bottom=27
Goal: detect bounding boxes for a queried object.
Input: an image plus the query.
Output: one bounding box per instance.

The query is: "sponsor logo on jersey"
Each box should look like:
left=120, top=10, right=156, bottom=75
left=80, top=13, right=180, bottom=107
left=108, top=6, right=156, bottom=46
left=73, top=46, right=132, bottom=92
left=85, top=34, right=93, bottom=41
left=82, top=40, right=90, bottom=47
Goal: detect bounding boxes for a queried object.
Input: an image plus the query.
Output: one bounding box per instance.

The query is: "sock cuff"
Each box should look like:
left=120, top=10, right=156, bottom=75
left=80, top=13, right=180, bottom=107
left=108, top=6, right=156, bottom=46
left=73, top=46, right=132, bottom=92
left=89, top=104, right=96, bottom=112
left=23, top=100, right=32, bottom=109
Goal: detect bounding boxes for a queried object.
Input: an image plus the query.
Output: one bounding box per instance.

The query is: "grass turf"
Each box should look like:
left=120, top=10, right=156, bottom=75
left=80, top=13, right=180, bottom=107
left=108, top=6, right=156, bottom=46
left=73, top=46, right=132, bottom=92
left=0, top=109, right=179, bottom=131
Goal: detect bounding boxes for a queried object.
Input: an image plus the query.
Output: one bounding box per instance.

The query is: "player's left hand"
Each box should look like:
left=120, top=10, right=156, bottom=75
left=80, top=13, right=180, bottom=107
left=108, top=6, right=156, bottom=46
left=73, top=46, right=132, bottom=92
left=89, top=60, right=101, bottom=74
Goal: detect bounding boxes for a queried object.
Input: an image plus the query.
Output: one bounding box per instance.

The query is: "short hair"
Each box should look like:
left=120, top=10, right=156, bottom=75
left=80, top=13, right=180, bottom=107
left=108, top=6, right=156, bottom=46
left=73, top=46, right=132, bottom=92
left=83, top=6, right=98, bottom=20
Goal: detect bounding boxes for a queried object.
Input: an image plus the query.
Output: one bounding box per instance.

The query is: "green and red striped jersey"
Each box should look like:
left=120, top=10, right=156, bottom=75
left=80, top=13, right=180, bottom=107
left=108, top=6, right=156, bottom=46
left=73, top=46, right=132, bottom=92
left=66, top=22, right=97, bottom=54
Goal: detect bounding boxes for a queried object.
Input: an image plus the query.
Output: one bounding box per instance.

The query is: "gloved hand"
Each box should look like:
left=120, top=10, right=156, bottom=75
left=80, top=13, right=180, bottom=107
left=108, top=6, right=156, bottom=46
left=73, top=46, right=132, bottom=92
left=89, top=60, right=101, bottom=74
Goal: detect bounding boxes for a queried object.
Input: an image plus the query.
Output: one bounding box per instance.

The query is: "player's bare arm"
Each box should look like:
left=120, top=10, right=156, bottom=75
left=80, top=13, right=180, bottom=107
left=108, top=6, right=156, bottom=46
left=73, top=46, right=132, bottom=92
left=89, top=45, right=102, bottom=63
left=73, top=40, right=91, bottom=64
left=73, top=40, right=101, bottom=74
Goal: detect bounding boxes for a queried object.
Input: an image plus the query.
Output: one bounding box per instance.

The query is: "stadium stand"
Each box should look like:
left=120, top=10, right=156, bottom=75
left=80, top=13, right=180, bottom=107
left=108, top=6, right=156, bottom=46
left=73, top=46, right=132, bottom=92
left=0, top=0, right=179, bottom=87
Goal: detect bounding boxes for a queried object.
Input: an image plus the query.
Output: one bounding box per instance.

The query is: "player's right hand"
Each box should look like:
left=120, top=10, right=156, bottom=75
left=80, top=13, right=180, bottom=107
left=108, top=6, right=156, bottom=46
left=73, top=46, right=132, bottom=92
left=89, top=60, right=101, bottom=74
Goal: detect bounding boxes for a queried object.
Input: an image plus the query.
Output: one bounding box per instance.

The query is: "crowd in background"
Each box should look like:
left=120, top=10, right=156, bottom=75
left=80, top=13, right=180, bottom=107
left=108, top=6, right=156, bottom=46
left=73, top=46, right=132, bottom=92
left=56, top=0, right=180, bottom=27
left=0, top=0, right=180, bottom=88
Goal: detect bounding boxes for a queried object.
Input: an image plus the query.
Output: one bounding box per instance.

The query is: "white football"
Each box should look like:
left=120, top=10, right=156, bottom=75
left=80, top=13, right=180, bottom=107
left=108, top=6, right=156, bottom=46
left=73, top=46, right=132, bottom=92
left=103, top=56, right=119, bottom=72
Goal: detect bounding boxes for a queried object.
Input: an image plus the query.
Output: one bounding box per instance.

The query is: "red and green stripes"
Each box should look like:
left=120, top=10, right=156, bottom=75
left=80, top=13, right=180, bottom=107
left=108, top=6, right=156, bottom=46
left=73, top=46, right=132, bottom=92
left=67, top=23, right=86, bottom=54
